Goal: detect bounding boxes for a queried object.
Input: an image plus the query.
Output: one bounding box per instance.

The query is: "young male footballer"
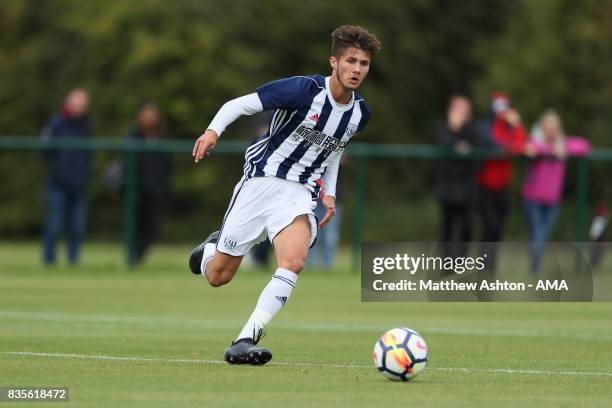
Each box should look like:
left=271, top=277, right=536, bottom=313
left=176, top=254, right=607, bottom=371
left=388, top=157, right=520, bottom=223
left=189, top=25, right=381, bottom=365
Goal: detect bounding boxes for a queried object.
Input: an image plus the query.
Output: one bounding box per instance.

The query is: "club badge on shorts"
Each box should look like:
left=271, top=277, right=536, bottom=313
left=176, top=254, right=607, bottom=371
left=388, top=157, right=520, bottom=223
left=223, top=236, right=238, bottom=251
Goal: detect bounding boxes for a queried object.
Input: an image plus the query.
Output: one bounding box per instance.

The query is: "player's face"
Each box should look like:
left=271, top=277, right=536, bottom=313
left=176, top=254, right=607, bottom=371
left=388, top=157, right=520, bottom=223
left=330, top=47, right=371, bottom=90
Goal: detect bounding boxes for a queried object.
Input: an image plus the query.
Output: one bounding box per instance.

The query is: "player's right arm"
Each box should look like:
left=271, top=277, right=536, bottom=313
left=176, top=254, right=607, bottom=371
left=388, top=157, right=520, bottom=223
left=193, top=93, right=264, bottom=162
left=192, top=129, right=219, bottom=162
left=193, top=76, right=320, bottom=162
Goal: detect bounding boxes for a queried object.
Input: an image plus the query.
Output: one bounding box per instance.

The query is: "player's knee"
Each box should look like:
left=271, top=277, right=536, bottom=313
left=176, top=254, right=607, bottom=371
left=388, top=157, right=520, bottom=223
left=205, top=264, right=235, bottom=287
left=206, top=271, right=230, bottom=287
left=279, top=257, right=304, bottom=273
left=207, top=274, right=229, bottom=287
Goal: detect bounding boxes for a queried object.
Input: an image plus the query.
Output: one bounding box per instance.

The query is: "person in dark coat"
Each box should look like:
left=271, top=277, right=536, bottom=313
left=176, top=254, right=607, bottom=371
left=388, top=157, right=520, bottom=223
left=129, top=102, right=173, bottom=264
left=42, top=88, right=92, bottom=265
left=436, top=95, right=479, bottom=258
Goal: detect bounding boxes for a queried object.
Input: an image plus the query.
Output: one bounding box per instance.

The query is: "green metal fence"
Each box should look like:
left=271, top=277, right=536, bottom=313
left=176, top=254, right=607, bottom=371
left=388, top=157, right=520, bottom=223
left=1, top=135, right=608, bottom=268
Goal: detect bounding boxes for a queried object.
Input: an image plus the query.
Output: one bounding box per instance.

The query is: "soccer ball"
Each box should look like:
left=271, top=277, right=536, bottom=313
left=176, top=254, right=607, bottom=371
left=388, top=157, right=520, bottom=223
left=372, top=327, right=428, bottom=381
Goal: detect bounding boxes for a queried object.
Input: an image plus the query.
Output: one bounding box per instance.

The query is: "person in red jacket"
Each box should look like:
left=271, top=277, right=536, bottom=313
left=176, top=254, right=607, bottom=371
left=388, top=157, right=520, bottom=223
left=475, top=92, right=527, bottom=273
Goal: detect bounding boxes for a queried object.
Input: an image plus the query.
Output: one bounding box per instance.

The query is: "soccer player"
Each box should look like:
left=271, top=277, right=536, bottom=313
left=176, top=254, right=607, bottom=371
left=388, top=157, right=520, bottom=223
left=189, top=25, right=381, bottom=365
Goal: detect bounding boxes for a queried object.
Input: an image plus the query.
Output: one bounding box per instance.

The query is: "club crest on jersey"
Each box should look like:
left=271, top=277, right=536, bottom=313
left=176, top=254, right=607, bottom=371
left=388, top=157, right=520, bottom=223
left=346, top=123, right=358, bottom=138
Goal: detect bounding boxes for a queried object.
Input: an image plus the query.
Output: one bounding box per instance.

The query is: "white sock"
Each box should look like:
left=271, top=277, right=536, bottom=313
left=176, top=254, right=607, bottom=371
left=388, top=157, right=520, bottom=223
left=200, top=243, right=216, bottom=276
left=236, top=267, right=298, bottom=342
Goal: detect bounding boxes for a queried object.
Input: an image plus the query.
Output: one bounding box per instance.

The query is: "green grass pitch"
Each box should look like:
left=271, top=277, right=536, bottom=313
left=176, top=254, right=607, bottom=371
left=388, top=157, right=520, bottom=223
left=1, top=243, right=611, bottom=407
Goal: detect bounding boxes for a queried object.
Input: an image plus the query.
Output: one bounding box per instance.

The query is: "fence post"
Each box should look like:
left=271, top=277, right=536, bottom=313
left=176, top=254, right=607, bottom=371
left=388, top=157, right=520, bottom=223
left=351, top=157, right=368, bottom=272
left=574, top=157, right=589, bottom=243
left=123, top=148, right=138, bottom=267
left=573, top=157, right=589, bottom=272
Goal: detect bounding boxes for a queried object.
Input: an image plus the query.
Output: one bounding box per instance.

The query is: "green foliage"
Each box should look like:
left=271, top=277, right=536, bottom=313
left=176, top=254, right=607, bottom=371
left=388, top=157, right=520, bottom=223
left=0, top=0, right=608, bottom=240
left=473, top=0, right=612, bottom=144
left=0, top=0, right=512, bottom=138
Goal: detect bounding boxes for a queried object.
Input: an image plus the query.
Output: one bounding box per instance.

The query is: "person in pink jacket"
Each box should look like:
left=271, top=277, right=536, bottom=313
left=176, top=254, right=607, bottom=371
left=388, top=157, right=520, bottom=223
left=522, top=109, right=591, bottom=273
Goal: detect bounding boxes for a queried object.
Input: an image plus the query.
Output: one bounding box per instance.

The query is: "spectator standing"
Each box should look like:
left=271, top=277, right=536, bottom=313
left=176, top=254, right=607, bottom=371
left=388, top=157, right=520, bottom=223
left=129, top=102, right=173, bottom=264
left=475, top=92, right=527, bottom=273
left=522, top=110, right=591, bottom=273
left=436, top=95, right=479, bottom=257
left=41, top=88, right=92, bottom=265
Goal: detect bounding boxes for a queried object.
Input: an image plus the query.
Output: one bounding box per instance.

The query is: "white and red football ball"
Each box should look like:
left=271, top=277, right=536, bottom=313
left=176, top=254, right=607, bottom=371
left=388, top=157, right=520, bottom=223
left=372, top=327, right=428, bottom=381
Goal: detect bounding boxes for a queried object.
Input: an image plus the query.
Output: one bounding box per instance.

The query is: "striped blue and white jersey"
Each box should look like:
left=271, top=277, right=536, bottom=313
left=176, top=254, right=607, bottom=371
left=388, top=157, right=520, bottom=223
left=244, top=75, right=371, bottom=199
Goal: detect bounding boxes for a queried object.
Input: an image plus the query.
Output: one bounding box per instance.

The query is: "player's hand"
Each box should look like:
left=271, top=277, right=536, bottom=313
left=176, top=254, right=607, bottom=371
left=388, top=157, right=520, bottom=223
left=318, top=194, right=336, bottom=229
left=192, top=129, right=219, bottom=163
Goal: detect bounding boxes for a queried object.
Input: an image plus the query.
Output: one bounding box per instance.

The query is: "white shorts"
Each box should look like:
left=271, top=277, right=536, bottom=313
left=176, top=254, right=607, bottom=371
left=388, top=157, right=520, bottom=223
left=216, top=176, right=318, bottom=256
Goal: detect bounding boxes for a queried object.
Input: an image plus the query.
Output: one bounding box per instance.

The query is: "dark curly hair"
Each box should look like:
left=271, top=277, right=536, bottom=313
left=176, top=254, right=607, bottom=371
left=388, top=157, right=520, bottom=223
left=331, top=25, right=381, bottom=58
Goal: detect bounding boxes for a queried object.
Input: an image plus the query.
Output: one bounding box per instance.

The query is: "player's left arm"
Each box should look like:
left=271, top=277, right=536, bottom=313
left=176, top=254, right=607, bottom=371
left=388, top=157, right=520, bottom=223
left=319, top=100, right=371, bottom=227
left=319, top=152, right=341, bottom=228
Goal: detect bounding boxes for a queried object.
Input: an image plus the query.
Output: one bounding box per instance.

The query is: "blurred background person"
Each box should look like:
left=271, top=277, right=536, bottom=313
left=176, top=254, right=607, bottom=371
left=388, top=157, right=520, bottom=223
left=41, top=88, right=92, bottom=266
left=435, top=95, right=479, bottom=258
left=129, top=102, right=173, bottom=264
left=522, top=109, right=591, bottom=274
left=475, top=92, right=527, bottom=274
left=589, top=200, right=608, bottom=270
